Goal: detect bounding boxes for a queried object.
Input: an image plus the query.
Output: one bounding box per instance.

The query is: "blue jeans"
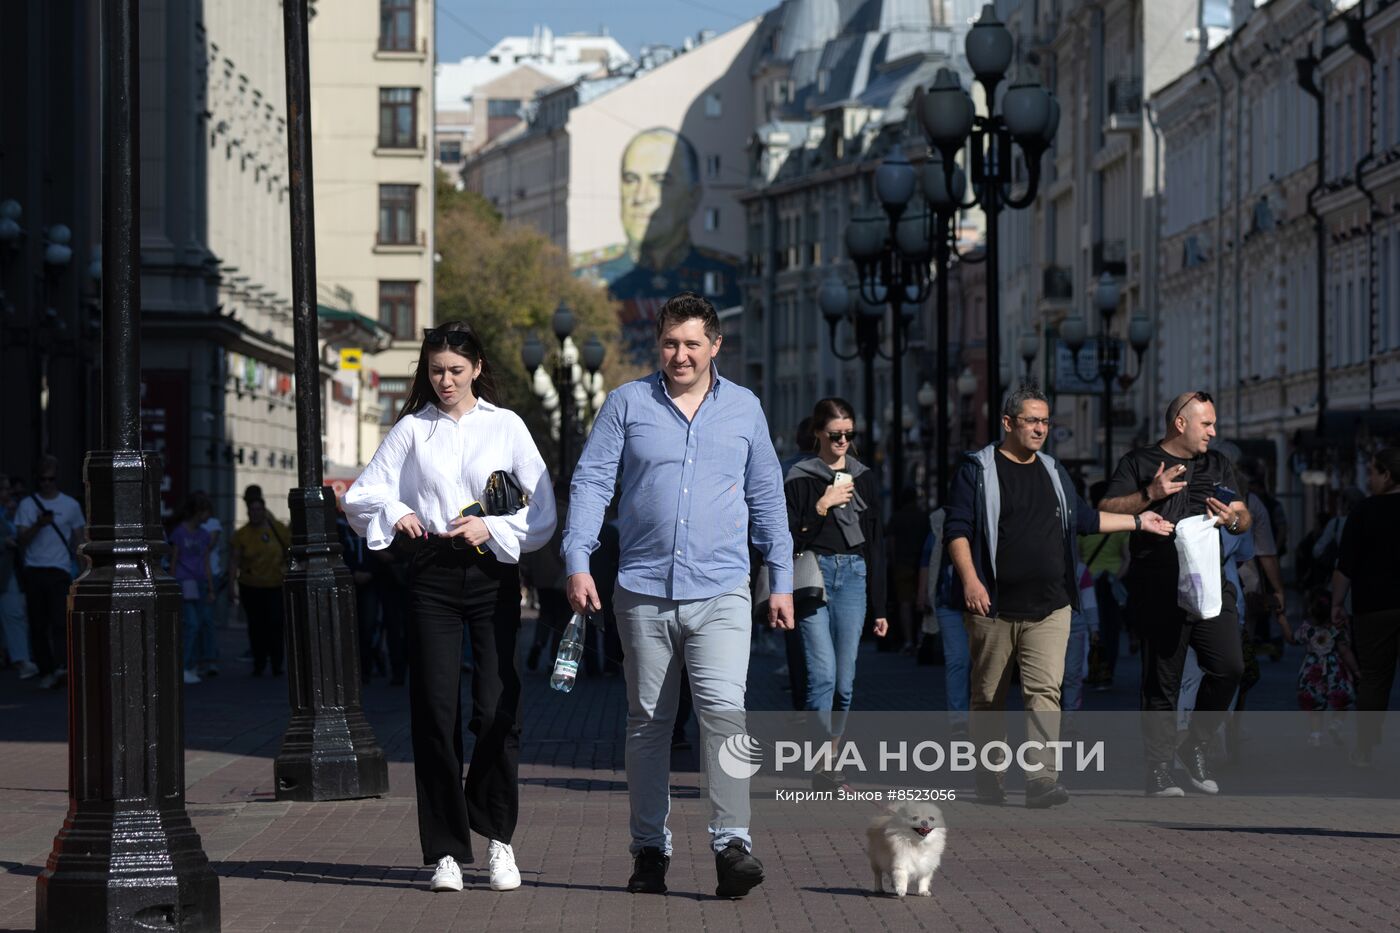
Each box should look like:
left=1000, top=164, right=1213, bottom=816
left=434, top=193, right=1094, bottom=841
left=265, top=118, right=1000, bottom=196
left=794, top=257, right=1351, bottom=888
left=799, top=553, right=868, bottom=737
left=1062, top=610, right=1091, bottom=713
left=182, top=581, right=214, bottom=670
left=938, top=607, right=969, bottom=725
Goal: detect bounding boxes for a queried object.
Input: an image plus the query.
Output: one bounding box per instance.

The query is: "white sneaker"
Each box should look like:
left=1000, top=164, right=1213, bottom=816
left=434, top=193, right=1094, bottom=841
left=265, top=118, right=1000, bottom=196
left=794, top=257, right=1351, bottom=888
left=37, top=673, right=59, bottom=689
left=430, top=855, right=463, bottom=892
left=487, top=840, right=520, bottom=891
left=17, top=660, right=39, bottom=680
left=183, top=669, right=202, bottom=685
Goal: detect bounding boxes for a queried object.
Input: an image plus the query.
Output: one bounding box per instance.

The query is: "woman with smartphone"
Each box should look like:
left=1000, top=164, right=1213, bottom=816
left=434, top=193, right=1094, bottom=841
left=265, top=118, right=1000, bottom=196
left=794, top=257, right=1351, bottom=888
left=343, top=321, right=557, bottom=894
left=783, top=397, right=887, bottom=786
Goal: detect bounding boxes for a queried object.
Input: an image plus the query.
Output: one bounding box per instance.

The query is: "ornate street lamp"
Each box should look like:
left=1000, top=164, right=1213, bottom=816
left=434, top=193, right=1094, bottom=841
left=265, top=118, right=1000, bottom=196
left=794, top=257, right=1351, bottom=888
left=523, top=303, right=599, bottom=476
left=819, top=273, right=885, bottom=458
left=957, top=367, right=978, bottom=451
left=917, top=6, right=1060, bottom=438
left=1062, top=272, right=1153, bottom=479
left=1019, top=330, right=1040, bottom=377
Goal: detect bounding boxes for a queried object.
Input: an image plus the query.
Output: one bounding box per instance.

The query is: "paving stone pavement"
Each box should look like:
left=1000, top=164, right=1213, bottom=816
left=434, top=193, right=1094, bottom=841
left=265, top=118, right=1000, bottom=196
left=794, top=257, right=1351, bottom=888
left=2, top=615, right=1398, bottom=932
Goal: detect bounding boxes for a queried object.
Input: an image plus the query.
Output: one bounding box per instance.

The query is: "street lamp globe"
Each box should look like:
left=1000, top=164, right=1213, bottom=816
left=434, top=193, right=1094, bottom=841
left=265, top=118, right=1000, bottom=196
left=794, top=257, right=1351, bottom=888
left=844, top=213, right=886, bottom=262
left=957, top=367, right=977, bottom=399
left=1002, top=76, right=1052, bottom=150
left=818, top=275, right=851, bottom=322
left=1061, top=314, right=1088, bottom=353
left=902, top=405, right=916, bottom=431
left=520, top=334, right=545, bottom=372
left=1040, top=94, right=1062, bottom=147
left=875, top=154, right=917, bottom=212
left=921, top=149, right=967, bottom=213
left=965, top=5, right=1013, bottom=86
left=895, top=210, right=932, bottom=263
left=551, top=301, right=576, bottom=341
left=1019, top=331, right=1039, bottom=365
left=918, top=68, right=975, bottom=156
left=581, top=335, right=606, bottom=374
left=1128, top=312, right=1153, bottom=353
left=917, top=381, right=936, bottom=408
left=1095, top=272, right=1121, bottom=319
left=856, top=291, right=885, bottom=319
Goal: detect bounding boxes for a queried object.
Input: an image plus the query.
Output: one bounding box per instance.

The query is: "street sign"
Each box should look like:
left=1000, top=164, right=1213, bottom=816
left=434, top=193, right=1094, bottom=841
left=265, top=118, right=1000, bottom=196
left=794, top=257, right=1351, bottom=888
left=339, top=347, right=362, bottom=371
left=1053, top=339, right=1101, bottom=395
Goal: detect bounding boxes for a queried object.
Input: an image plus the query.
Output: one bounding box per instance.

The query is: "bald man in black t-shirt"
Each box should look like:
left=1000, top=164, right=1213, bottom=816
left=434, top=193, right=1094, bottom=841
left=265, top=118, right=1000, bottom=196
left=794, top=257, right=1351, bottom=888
left=1101, top=391, right=1252, bottom=798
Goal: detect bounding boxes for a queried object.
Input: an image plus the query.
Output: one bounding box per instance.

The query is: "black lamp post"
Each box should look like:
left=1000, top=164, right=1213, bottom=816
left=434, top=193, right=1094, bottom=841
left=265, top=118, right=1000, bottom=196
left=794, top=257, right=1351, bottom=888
left=1019, top=330, right=1040, bottom=380
left=581, top=335, right=606, bottom=419
left=833, top=153, right=933, bottom=490
left=522, top=304, right=604, bottom=478
left=957, top=367, right=978, bottom=451
left=273, top=0, right=388, bottom=803
left=922, top=148, right=967, bottom=505
left=917, top=5, right=1060, bottom=439
left=819, top=276, right=887, bottom=462
left=1061, top=272, right=1153, bottom=480
left=36, top=1, right=221, bottom=927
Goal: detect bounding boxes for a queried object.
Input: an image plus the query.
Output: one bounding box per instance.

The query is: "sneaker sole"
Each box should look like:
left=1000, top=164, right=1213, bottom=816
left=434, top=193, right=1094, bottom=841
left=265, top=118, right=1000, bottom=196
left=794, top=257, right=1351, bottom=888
left=430, top=880, right=463, bottom=893
left=1187, top=778, right=1219, bottom=794
left=490, top=879, right=520, bottom=891
left=1147, top=786, right=1186, bottom=798
left=715, top=874, right=764, bottom=899
left=626, top=882, right=668, bottom=894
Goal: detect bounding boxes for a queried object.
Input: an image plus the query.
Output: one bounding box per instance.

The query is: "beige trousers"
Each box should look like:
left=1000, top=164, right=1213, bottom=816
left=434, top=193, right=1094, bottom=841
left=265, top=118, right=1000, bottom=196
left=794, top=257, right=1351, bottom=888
left=966, top=605, right=1072, bottom=783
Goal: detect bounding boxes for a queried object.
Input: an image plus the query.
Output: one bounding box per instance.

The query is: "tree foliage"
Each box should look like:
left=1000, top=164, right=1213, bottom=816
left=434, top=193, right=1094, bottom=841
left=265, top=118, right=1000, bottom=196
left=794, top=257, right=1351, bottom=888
left=433, top=171, right=641, bottom=457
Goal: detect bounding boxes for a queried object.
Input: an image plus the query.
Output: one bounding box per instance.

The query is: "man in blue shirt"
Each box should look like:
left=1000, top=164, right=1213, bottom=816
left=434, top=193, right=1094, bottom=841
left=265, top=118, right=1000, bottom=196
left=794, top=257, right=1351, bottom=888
left=564, top=292, right=794, bottom=899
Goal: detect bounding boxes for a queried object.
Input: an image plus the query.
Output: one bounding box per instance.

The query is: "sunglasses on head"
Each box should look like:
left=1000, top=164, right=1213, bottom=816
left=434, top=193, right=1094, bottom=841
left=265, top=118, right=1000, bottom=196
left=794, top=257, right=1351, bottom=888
left=826, top=431, right=857, bottom=443
left=423, top=327, right=473, bottom=349
left=1168, top=390, right=1213, bottom=424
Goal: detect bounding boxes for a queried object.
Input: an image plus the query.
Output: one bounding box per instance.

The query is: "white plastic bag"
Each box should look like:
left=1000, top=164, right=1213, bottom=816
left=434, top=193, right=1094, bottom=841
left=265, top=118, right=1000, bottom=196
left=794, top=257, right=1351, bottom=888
left=1173, top=514, right=1222, bottom=620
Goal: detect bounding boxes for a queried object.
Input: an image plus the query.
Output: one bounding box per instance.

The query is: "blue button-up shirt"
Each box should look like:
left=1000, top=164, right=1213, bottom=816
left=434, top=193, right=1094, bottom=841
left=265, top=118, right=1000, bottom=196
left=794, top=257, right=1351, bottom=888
left=564, top=369, right=793, bottom=601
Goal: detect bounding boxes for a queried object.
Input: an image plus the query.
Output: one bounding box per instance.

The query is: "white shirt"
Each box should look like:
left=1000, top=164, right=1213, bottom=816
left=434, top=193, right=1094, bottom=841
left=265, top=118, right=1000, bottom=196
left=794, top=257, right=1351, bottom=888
left=15, top=492, right=86, bottom=571
left=343, top=398, right=557, bottom=563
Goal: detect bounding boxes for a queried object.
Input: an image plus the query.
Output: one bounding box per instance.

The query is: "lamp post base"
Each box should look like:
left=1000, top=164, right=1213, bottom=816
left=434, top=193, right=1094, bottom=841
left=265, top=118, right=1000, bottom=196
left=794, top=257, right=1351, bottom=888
left=36, top=452, right=220, bottom=932
left=273, top=486, right=388, bottom=801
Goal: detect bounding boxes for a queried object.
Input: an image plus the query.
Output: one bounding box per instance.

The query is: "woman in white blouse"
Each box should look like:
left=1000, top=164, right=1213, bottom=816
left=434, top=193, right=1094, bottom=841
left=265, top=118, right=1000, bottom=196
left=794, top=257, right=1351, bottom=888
left=344, top=321, right=556, bottom=895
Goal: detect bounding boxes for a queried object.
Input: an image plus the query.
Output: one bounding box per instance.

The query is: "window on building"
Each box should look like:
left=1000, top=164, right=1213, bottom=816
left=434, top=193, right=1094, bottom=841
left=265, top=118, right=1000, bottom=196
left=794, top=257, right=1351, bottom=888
left=438, top=137, right=462, bottom=164
left=378, top=184, right=417, bottom=245
left=378, top=280, right=417, bottom=340
left=378, top=377, right=410, bottom=425
left=704, top=92, right=722, bottom=117
left=487, top=98, right=522, bottom=119
left=378, top=88, right=418, bottom=148
left=704, top=207, right=720, bottom=232
left=703, top=270, right=722, bottom=297
left=379, top=0, right=415, bottom=52
left=705, top=154, right=721, bottom=179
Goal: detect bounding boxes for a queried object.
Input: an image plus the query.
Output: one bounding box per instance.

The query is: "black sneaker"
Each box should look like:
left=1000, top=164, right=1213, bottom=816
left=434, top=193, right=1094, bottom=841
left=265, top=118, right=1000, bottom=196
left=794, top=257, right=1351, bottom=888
left=714, top=840, right=764, bottom=899
left=811, top=768, right=848, bottom=793
left=1024, top=779, right=1070, bottom=809
left=975, top=772, right=1006, bottom=805
left=1145, top=762, right=1185, bottom=797
left=627, top=846, right=670, bottom=894
left=1176, top=741, right=1219, bottom=794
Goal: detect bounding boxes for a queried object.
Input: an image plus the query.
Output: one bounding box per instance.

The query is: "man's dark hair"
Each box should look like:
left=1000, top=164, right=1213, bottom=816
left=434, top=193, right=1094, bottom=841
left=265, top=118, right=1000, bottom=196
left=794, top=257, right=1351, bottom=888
left=655, top=291, right=721, bottom=342
left=1002, top=381, right=1049, bottom=421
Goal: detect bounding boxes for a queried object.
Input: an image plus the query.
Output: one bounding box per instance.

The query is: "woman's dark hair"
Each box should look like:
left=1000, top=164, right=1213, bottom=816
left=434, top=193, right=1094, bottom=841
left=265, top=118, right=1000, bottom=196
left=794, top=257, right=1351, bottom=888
left=1373, top=447, right=1400, bottom=487
left=398, top=320, right=499, bottom=422
left=810, top=397, right=858, bottom=454
left=794, top=416, right=816, bottom=454
left=179, top=492, right=212, bottom=524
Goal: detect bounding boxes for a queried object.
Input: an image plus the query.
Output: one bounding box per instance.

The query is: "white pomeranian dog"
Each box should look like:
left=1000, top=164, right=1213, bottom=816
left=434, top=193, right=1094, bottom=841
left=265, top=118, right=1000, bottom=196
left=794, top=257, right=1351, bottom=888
left=865, top=801, right=946, bottom=897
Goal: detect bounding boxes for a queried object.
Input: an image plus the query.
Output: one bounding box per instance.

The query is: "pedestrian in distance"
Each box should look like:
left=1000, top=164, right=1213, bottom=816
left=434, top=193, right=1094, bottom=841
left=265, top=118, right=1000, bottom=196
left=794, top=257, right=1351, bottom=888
left=1099, top=390, right=1253, bottom=797
left=229, top=497, right=290, bottom=677
left=1330, top=447, right=1400, bottom=768
left=0, top=473, right=37, bottom=680
left=563, top=292, right=794, bottom=900
left=343, top=320, right=558, bottom=894
left=945, top=384, right=1173, bottom=809
left=15, top=456, right=86, bottom=690
left=170, top=493, right=217, bottom=685
left=783, top=396, right=888, bottom=788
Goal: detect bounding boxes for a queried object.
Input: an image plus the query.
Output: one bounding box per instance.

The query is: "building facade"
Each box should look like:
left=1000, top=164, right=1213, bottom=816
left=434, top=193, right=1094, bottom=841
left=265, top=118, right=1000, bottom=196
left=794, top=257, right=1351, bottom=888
left=465, top=21, right=761, bottom=363
left=310, top=0, right=436, bottom=452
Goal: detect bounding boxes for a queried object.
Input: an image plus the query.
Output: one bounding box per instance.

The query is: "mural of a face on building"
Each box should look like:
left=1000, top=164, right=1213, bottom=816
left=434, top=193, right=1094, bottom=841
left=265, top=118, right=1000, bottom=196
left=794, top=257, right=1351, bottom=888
left=619, top=128, right=702, bottom=270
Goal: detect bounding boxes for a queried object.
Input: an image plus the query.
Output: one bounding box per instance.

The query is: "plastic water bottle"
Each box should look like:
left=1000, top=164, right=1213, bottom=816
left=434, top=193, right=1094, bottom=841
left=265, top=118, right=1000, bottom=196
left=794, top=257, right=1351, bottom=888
left=550, top=613, right=586, bottom=693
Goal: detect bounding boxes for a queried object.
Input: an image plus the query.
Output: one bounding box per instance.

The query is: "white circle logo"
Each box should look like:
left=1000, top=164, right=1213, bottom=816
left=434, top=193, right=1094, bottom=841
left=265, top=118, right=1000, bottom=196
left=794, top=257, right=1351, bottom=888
left=717, top=734, right=763, bottom=779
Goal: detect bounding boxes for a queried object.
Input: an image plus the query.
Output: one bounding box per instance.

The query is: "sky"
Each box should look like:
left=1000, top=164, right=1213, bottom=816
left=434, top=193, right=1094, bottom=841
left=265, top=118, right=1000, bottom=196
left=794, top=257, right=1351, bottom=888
left=433, top=0, right=778, bottom=63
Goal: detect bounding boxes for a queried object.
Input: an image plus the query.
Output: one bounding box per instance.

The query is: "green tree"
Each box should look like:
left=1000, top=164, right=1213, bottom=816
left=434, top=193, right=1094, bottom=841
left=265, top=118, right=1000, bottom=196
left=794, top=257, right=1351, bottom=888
left=433, top=171, right=637, bottom=462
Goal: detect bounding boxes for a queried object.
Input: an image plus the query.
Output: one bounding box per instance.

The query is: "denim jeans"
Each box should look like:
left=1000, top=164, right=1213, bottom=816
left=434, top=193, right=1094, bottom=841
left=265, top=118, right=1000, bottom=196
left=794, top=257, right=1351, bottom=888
left=613, top=584, right=752, bottom=856
left=937, top=606, right=969, bottom=725
left=1061, top=610, right=1091, bottom=713
left=0, top=574, right=30, bottom=664
left=182, top=581, right=213, bottom=670
left=799, top=553, right=868, bottom=737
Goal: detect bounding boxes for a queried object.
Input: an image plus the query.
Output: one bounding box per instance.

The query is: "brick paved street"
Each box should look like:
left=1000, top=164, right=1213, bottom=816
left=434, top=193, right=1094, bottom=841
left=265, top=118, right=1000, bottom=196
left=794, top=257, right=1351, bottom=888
left=2, top=615, right=1399, bottom=932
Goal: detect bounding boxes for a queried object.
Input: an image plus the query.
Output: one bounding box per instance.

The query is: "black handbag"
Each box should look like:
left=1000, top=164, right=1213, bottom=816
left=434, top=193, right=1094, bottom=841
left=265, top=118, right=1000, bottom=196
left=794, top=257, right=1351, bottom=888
left=457, top=471, right=530, bottom=553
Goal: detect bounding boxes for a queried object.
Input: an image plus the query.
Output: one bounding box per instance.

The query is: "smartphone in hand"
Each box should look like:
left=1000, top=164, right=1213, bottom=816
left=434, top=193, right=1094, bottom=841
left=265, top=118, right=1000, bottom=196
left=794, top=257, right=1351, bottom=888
left=1213, top=484, right=1237, bottom=506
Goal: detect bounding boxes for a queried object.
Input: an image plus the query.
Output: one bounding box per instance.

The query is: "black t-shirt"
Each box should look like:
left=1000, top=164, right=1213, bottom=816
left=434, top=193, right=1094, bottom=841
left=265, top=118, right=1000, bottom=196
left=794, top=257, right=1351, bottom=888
left=1104, top=444, right=1240, bottom=580
left=993, top=452, right=1068, bottom=619
left=1337, top=493, right=1400, bottom=615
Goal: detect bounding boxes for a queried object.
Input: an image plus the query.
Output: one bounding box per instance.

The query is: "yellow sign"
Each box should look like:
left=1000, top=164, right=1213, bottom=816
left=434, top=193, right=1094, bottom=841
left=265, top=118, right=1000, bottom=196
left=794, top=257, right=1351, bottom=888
left=339, top=348, right=362, bottom=371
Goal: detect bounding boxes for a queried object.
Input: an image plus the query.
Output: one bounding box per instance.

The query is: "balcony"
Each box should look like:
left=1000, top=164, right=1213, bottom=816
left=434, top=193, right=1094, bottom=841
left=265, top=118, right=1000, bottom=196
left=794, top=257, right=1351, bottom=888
left=1042, top=265, right=1072, bottom=303
left=1106, top=76, right=1142, bottom=133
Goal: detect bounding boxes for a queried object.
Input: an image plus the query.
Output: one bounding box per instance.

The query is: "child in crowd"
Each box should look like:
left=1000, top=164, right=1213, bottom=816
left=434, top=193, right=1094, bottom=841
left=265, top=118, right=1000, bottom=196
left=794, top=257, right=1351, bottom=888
left=1294, top=590, right=1359, bottom=746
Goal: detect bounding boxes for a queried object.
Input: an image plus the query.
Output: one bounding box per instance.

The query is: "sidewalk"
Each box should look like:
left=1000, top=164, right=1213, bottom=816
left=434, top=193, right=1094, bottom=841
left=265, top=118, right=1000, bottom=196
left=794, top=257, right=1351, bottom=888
left=2, top=618, right=1398, bottom=932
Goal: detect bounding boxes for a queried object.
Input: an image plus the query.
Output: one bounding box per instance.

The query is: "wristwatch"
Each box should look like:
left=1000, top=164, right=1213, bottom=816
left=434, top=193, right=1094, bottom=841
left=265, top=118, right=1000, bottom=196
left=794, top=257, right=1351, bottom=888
left=1133, top=514, right=1142, bottom=532
left=1228, top=516, right=1241, bottom=533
